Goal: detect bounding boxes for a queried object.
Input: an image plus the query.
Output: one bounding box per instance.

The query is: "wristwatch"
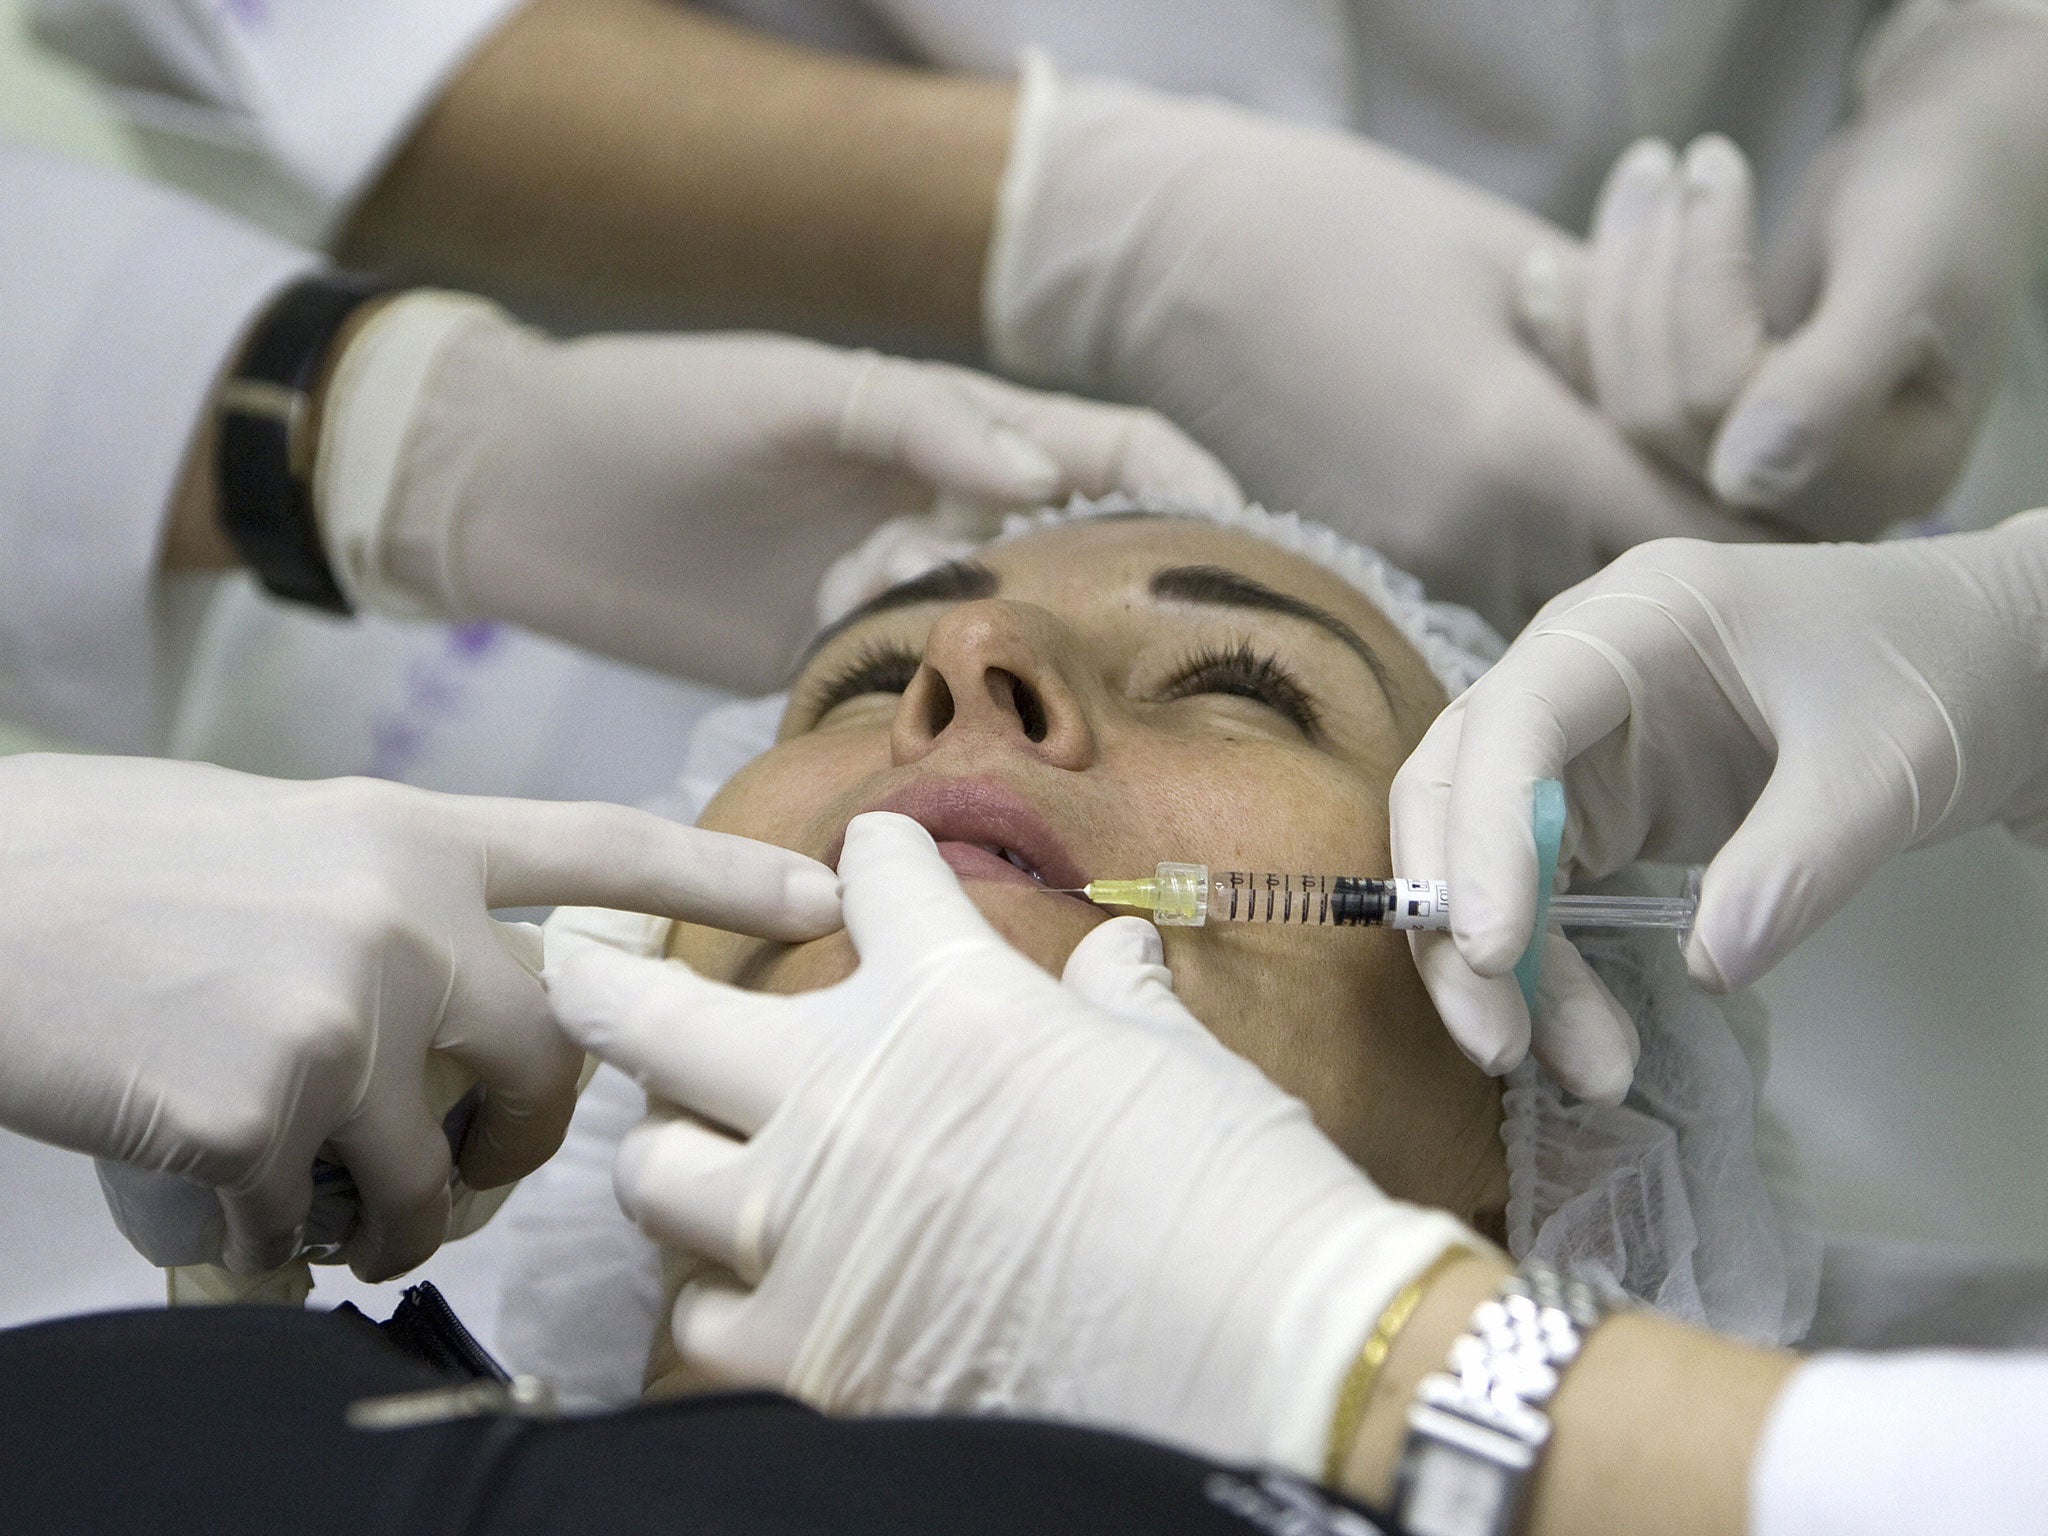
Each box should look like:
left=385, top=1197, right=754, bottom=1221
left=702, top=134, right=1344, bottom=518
left=1391, top=1263, right=1611, bottom=1536
left=215, top=271, right=392, bottom=613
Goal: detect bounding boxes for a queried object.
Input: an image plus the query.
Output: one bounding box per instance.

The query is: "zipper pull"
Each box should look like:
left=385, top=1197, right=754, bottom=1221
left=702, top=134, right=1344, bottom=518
left=347, top=1374, right=558, bottom=1432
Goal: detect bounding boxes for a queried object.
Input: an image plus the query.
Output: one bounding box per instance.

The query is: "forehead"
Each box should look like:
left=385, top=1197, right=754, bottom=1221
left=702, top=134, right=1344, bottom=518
left=985, top=517, right=1364, bottom=606
left=981, top=516, right=1444, bottom=706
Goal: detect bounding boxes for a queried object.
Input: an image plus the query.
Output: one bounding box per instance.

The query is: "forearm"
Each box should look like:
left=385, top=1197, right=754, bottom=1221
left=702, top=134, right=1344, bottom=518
left=1341, top=1254, right=1797, bottom=1536
left=340, top=0, right=1012, bottom=342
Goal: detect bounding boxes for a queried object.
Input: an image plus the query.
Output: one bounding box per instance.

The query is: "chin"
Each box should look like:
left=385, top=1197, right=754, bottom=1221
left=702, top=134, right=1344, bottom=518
left=964, top=880, right=1112, bottom=974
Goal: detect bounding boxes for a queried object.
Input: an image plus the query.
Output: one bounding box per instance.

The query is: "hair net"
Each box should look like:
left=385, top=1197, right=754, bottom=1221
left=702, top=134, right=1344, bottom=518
left=503, top=498, right=1816, bottom=1403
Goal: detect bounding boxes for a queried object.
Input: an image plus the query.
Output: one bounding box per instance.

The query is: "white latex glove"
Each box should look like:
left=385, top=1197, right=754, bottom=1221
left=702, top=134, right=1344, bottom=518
left=1524, top=3, right=2048, bottom=539
left=316, top=296, right=1240, bottom=693
left=1388, top=512, right=2048, bottom=1095
left=547, top=811, right=1471, bottom=1473
left=985, top=52, right=1761, bottom=632
left=0, top=753, right=839, bottom=1280
left=1517, top=135, right=1772, bottom=502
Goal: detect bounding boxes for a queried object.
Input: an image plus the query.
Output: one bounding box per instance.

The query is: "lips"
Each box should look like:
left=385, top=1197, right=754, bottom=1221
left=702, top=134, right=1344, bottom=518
left=823, top=777, right=1092, bottom=896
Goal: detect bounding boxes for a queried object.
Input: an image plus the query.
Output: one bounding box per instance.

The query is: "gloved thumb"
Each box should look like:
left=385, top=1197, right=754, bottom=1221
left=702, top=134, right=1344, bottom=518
left=840, top=356, right=1063, bottom=503
left=1060, top=916, right=1189, bottom=1028
left=1708, top=264, right=1930, bottom=509
left=1685, top=761, right=1907, bottom=992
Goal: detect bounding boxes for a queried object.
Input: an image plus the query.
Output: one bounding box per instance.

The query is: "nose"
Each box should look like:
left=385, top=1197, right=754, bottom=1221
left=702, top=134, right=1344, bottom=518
left=891, top=600, right=1096, bottom=769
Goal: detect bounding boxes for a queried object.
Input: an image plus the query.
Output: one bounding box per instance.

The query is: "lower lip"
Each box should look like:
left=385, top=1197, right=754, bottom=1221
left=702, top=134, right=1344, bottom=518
left=937, top=841, right=1046, bottom=889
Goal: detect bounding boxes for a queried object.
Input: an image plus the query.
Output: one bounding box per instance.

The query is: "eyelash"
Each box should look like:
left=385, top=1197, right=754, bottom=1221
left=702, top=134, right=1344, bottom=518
left=804, top=638, right=1321, bottom=737
left=806, top=640, right=923, bottom=717
left=1160, top=642, right=1323, bottom=737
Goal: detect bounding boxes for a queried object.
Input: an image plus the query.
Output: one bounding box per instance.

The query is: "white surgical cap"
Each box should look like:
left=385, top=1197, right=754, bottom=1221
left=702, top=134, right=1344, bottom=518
left=505, top=499, right=1816, bottom=1402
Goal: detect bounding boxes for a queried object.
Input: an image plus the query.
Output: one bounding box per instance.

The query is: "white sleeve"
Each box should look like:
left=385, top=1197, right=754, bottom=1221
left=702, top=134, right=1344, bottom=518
left=0, top=142, right=314, bottom=752
left=29, top=0, right=530, bottom=238
left=1751, top=1351, right=2048, bottom=1536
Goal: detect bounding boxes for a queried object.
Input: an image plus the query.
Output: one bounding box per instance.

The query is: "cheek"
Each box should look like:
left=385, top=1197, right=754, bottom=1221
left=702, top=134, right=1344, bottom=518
left=1160, top=923, right=1499, bottom=1213
left=1162, top=926, right=1396, bottom=1110
left=1117, top=739, right=1395, bottom=881
left=693, top=732, right=886, bottom=847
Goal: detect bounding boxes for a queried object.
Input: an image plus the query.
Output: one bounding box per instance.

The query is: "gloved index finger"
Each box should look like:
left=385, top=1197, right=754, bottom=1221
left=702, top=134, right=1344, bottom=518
left=451, top=797, right=842, bottom=941
left=836, top=812, right=1007, bottom=975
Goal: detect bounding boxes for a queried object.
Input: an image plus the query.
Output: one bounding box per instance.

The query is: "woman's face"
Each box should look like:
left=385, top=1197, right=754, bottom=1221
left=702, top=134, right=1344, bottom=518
left=671, top=518, right=1504, bottom=1220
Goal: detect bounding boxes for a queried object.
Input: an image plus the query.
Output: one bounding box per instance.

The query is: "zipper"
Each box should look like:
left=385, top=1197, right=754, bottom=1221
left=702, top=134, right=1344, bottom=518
left=346, top=1373, right=557, bottom=1432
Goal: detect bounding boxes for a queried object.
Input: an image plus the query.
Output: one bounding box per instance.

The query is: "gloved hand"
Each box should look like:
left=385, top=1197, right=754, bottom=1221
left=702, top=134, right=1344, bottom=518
left=1516, top=134, right=1772, bottom=505
left=547, top=811, right=1472, bottom=1473
left=984, top=52, right=1761, bottom=631
left=315, top=297, right=1240, bottom=693
left=0, top=753, right=839, bottom=1280
left=1523, top=3, right=2048, bottom=539
left=1388, top=512, right=2048, bottom=1095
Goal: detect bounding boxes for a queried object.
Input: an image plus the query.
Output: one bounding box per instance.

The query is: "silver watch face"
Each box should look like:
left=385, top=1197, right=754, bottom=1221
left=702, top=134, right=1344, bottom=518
left=1399, top=1439, right=1515, bottom=1536
left=1395, top=1264, right=1609, bottom=1536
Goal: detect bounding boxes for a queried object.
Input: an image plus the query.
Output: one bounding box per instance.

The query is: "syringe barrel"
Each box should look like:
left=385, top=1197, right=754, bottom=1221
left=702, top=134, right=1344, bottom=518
left=1200, top=869, right=1449, bottom=928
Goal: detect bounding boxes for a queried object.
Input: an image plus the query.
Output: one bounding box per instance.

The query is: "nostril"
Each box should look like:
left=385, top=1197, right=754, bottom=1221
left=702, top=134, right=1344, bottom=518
left=913, top=670, right=955, bottom=736
left=1005, top=672, right=1049, bottom=743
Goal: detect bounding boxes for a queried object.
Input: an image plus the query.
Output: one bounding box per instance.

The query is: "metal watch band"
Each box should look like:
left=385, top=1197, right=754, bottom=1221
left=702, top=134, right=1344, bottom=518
left=1391, top=1263, right=1611, bottom=1536
left=216, top=271, right=392, bottom=613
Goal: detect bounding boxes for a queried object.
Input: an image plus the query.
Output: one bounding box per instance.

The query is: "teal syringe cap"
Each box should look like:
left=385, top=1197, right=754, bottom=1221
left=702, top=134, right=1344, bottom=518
left=1513, top=779, right=1567, bottom=1013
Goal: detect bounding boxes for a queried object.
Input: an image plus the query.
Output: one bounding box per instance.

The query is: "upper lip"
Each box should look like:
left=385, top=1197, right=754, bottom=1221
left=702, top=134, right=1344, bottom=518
left=823, top=777, right=1090, bottom=892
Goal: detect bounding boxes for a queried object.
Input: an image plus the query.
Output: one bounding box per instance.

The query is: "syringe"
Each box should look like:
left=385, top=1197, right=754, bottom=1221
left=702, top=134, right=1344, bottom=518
left=1054, top=863, right=1700, bottom=933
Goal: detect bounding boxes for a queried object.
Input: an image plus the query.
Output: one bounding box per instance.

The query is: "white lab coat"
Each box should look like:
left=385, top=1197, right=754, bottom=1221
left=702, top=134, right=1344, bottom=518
left=0, top=139, right=727, bottom=792
left=29, top=0, right=1884, bottom=243
left=15, top=7, right=2048, bottom=1525
left=0, top=141, right=308, bottom=754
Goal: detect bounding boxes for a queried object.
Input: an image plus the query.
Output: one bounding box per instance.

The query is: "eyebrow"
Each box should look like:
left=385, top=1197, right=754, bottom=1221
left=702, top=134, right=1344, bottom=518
left=1149, top=565, right=1398, bottom=707
left=796, top=554, right=1398, bottom=711
left=798, top=558, right=999, bottom=664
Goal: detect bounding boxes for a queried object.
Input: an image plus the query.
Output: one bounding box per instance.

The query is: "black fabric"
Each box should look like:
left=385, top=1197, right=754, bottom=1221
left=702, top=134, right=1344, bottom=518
left=0, top=1305, right=1394, bottom=1536
left=0, top=1305, right=470, bottom=1536
left=369, top=1282, right=514, bottom=1384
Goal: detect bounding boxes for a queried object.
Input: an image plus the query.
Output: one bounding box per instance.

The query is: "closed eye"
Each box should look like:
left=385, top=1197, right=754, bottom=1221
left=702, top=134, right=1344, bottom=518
left=1159, top=642, right=1322, bottom=738
left=803, top=640, right=922, bottom=719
